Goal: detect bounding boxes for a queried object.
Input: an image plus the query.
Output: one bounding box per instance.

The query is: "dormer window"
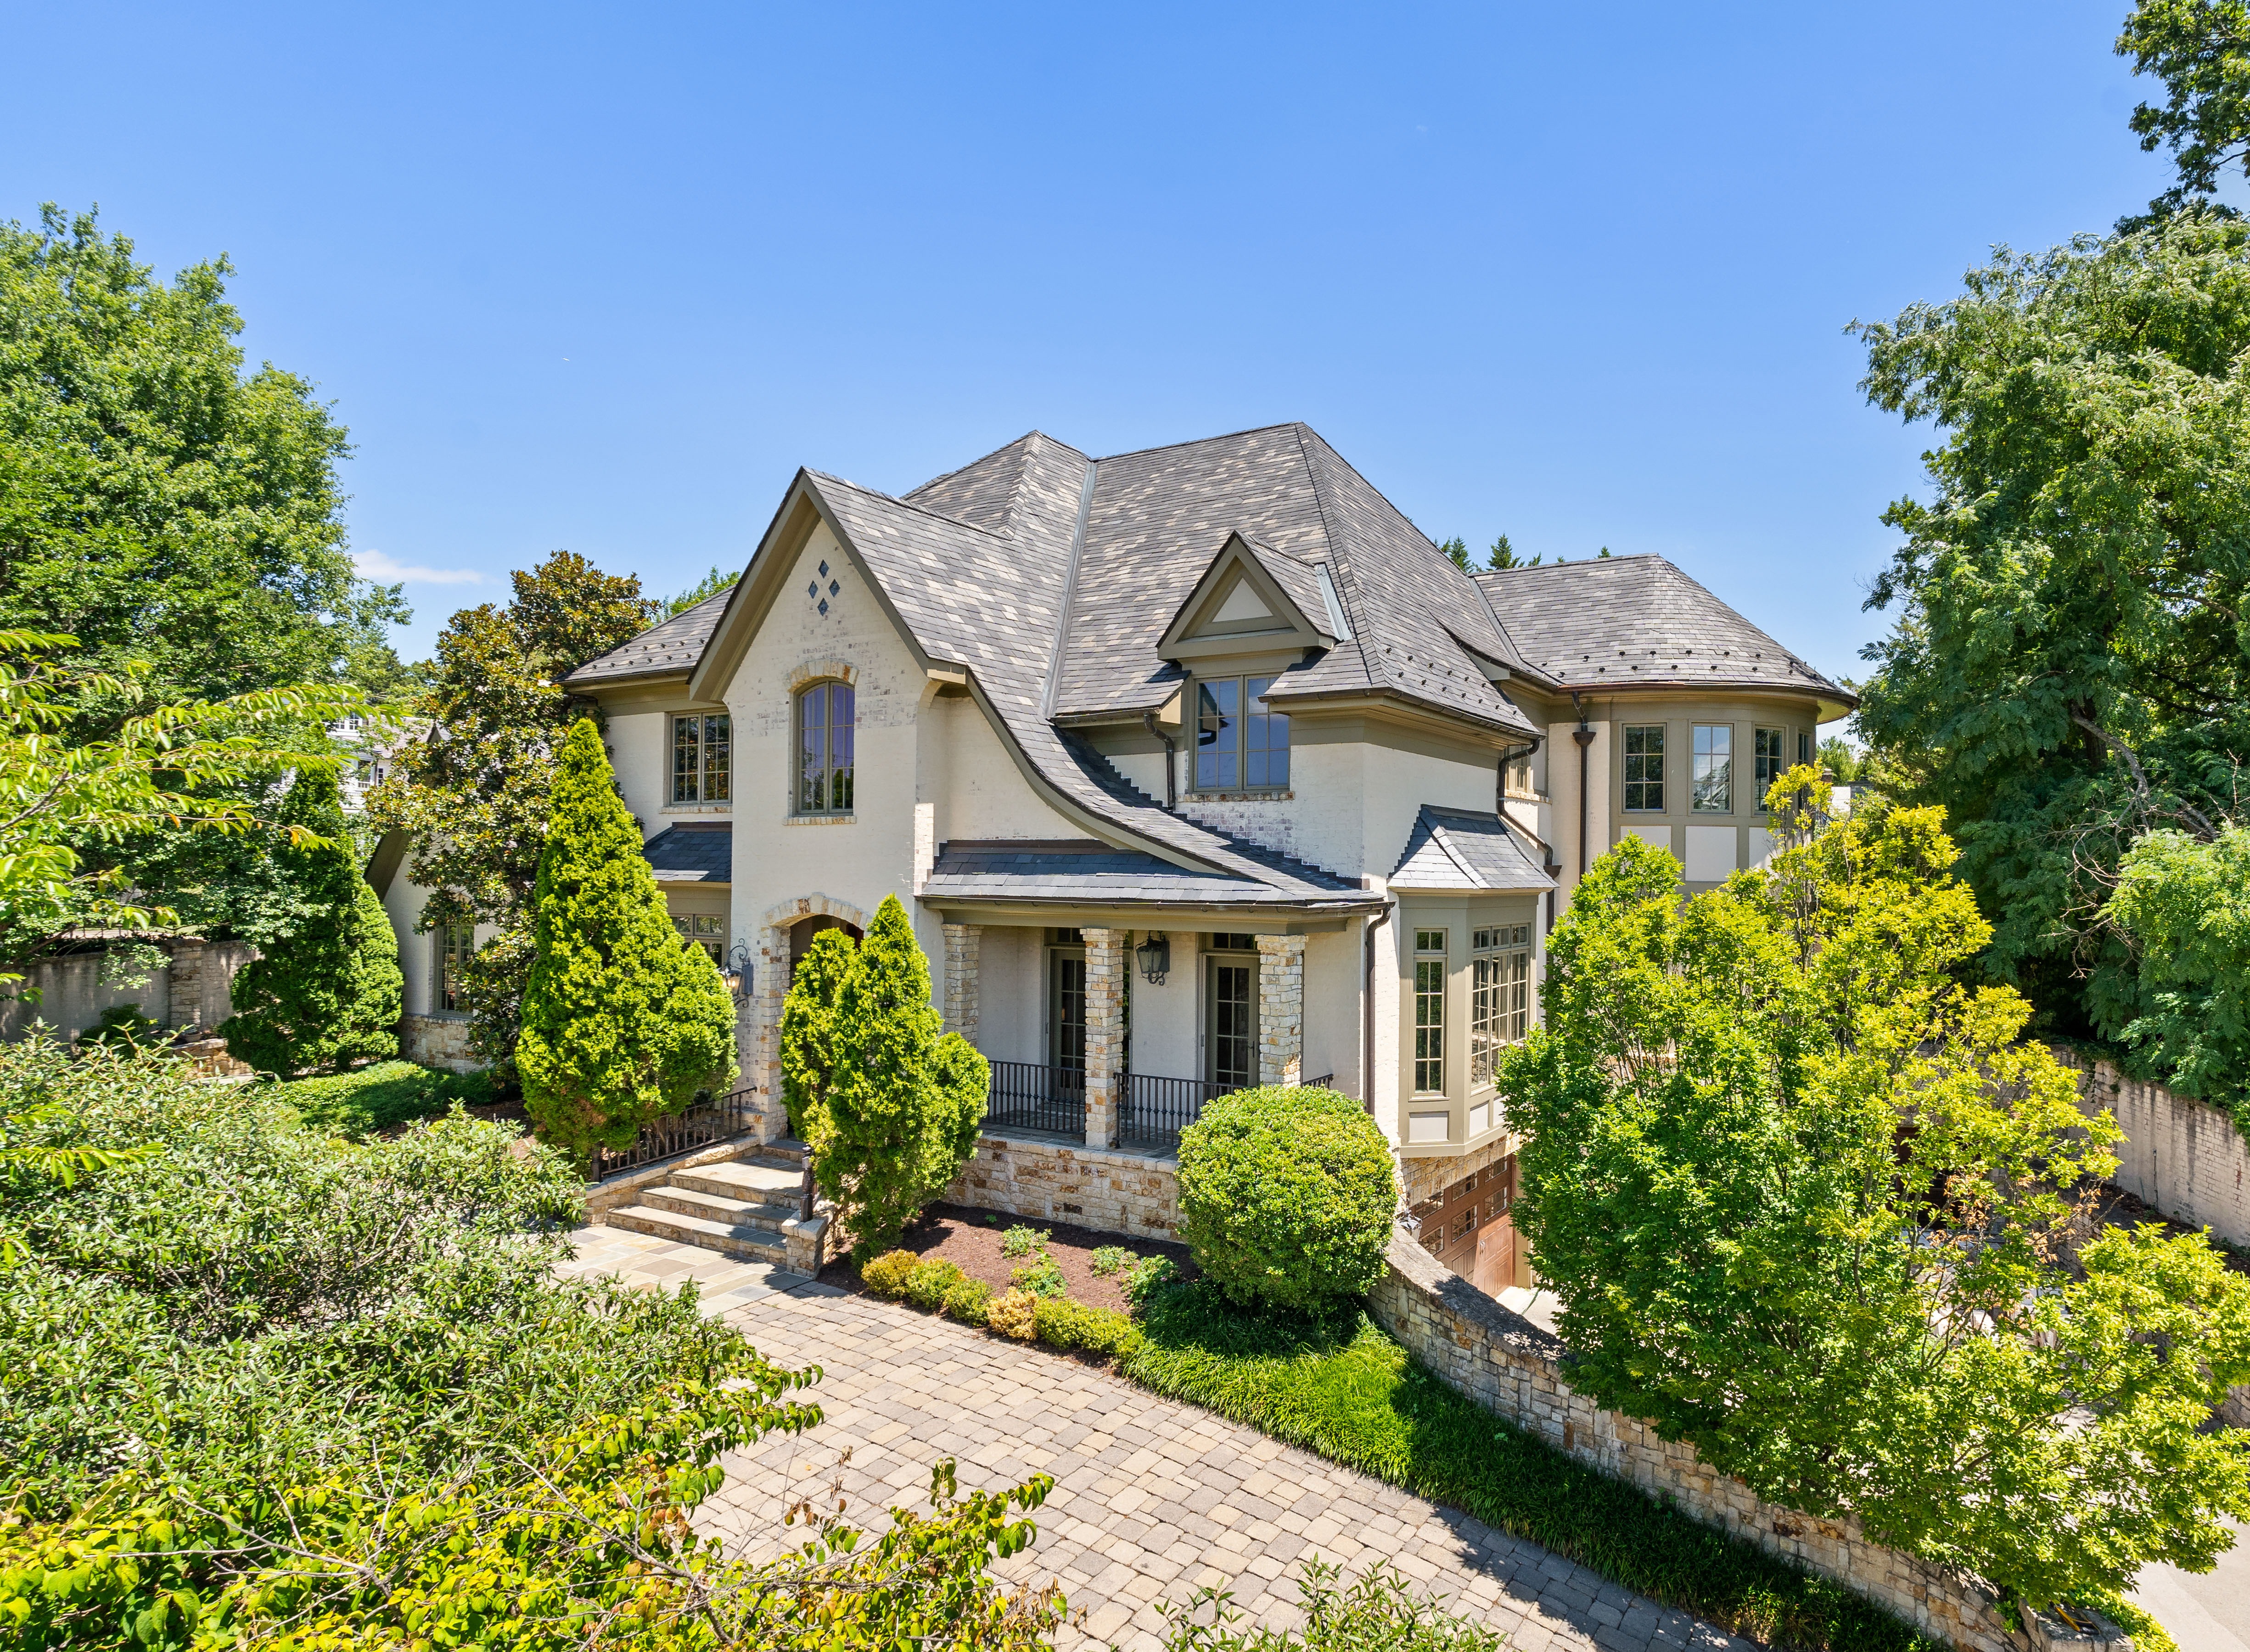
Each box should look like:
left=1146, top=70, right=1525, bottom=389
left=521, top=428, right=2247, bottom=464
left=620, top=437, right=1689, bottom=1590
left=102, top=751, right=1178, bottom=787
left=796, top=680, right=855, bottom=814
left=672, top=714, right=730, bottom=804
left=1194, top=674, right=1289, bottom=791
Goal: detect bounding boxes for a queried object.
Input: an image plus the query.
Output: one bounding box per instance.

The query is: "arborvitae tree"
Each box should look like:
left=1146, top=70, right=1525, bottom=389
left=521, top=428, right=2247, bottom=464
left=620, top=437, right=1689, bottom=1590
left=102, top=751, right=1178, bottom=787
left=517, top=720, right=736, bottom=1156
left=222, top=768, right=404, bottom=1074
left=795, top=894, right=987, bottom=1256
left=778, top=926, right=854, bottom=1138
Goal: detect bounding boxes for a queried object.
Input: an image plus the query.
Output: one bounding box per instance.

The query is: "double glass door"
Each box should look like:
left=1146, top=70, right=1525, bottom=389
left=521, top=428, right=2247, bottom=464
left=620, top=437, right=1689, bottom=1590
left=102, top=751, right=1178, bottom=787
left=1049, top=948, right=1087, bottom=1081
left=1206, top=955, right=1256, bottom=1088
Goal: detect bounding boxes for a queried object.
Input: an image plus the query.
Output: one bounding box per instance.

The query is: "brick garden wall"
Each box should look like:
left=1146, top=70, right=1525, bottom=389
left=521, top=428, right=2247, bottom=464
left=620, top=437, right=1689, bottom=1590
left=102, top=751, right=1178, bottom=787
left=943, top=1129, right=1181, bottom=1238
left=1365, top=1232, right=2118, bottom=1652
left=2054, top=1047, right=2250, bottom=1250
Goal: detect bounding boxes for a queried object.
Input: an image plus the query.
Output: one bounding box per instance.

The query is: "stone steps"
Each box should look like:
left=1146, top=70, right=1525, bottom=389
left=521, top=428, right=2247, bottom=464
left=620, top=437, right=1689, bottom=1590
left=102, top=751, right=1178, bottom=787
left=597, top=1135, right=822, bottom=1272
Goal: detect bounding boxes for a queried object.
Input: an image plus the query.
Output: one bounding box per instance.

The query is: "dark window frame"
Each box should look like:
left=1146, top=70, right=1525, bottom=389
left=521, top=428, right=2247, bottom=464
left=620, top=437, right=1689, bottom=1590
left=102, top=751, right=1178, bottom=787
left=671, top=713, right=732, bottom=804
left=1622, top=724, right=1666, bottom=813
left=794, top=680, right=856, bottom=815
left=1193, top=674, right=1291, bottom=792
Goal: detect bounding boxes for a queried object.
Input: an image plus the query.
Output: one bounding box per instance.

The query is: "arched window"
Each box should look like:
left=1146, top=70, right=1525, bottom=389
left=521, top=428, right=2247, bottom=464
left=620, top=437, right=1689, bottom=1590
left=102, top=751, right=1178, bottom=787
left=796, top=680, right=855, bottom=814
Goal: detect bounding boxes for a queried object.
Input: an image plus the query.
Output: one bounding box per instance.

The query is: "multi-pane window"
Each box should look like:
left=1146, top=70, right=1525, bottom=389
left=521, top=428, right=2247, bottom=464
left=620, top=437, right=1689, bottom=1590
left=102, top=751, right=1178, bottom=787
left=1754, top=728, right=1786, bottom=807
left=436, top=924, right=476, bottom=1014
left=672, top=913, right=728, bottom=966
left=1470, top=925, right=1532, bottom=1087
left=1692, top=724, right=1733, bottom=813
left=1622, top=725, right=1665, bottom=812
left=671, top=714, right=731, bottom=804
left=1414, top=928, right=1447, bottom=1094
left=796, top=681, right=855, bottom=814
left=1798, top=730, right=1812, bottom=766
left=1195, top=675, right=1290, bottom=790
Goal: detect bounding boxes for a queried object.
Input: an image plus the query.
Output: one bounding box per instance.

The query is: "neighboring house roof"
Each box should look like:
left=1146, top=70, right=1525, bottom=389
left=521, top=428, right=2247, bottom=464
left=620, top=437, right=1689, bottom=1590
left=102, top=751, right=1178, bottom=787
left=921, top=839, right=1328, bottom=907
left=642, top=822, right=732, bottom=883
left=1472, top=555, right=1855, bottom=707
left=1389, top=807, right=1555, bottom=892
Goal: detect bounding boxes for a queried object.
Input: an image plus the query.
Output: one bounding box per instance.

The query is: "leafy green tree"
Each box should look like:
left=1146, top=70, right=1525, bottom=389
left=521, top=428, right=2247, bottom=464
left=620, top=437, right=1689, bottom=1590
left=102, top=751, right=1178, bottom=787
left=778, top=925, right=855, bottom=1138
left=1486, top=534, right=1542, bottom=570
left=1852, top=215, right=2250, bottom=1054
left=2120, top=0, right=2250, bottom=208
left=0, top=629, right=359, bottom=974
left=1816, top=735, right=1860, bottom=783
left=1503, top=767, right=2250, bottom=1613
left=516, top=720, right=735, bottom=1157
left=0, top=205, right=411, bottom=710
left=663, top=564, right=740, bottom=615
left=2106, top=822, right=2250, bottom=1128
left=221, top=768, right=404, bottom=1074
left=370, top=553, right=656, bottom=1074
left=788, top=894, right=986, bottom=1257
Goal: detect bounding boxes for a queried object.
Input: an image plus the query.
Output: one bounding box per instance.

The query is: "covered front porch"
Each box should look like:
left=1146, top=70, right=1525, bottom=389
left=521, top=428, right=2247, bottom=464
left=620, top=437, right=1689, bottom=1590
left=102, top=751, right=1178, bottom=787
left=936, top=918, right=1344, bottom=1158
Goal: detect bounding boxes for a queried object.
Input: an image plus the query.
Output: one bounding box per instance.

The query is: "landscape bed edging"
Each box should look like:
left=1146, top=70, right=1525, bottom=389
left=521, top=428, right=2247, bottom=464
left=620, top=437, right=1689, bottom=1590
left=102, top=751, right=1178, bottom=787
left=1366, top=1231, right=2127, bottom=1652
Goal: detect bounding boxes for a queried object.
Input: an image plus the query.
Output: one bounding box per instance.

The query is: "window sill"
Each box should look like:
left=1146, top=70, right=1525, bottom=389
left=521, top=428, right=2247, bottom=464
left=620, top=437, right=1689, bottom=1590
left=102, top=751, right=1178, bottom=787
left=785, top=813, right=856, bottom=827
left=1187, top=789, right=1294, bottom=802
left=662, top=804, right=733, bottom=816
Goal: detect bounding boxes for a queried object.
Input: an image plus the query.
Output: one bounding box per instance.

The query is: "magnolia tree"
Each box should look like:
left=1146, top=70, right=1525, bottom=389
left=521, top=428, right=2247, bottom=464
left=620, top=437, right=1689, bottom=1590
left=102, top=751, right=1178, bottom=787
left=779, top=895, right=987, bottom=1257
left=516, top=720, right=735, bottom=1157
left=1501, top=765, right=2250, bottom=1617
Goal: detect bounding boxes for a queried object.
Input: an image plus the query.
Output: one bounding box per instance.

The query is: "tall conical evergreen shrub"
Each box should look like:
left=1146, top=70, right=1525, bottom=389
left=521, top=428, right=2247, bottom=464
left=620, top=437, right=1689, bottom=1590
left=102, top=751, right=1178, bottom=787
left=223, top=768, right=404, bottom=1075
left=778, top=926, right=854, bottom=1139
left=803, top=893, right=987, bottom=1256
left=517, top=720, right=737, bottom=1156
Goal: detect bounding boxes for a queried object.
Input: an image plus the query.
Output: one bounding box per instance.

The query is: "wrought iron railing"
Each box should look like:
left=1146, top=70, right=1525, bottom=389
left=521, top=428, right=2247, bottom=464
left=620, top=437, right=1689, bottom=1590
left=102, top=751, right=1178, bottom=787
left=589, top=1084, right=761, bottom=1180
left=984, top=1059, right=1087, bottom=1137
left=1116, top=1071, right=1339, bottom=1153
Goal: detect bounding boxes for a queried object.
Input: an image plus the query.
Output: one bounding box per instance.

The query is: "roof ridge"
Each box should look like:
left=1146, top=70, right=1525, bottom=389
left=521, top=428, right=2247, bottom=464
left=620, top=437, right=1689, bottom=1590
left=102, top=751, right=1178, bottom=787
left=808, top=469, right=1015, bottom=543
left=901, top=431, right=1035, bottom=501
left=1093, top=420, right=1307, bottom=466
left=1291, top=424, right=1385, bottom=694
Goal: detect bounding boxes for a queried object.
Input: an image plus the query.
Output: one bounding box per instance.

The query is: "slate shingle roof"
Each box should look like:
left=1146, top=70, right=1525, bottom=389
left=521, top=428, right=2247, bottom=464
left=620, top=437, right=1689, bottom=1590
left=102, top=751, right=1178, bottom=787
left=642, top=822, right=732, bottom=882
left=566, top=589, right=733, bottom=686
left=922, top=839, right=1308, bottom=906
left=1473, top=555, right=1853, bottom=702
left=1389, top=807, right=1555, bottom=892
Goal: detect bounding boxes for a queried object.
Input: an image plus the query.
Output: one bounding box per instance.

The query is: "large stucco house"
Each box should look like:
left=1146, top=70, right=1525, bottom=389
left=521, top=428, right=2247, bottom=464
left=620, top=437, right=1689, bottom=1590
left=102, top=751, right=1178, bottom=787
left=377, top=422, right=1851, bottom=1290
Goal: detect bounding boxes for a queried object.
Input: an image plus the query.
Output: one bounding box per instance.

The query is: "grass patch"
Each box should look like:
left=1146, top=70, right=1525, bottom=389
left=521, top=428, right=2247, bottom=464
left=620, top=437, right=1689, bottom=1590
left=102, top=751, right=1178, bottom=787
left=267, top=1060, right=494, bottom=1139
left=1122, top=1283, right=1944, bottom=1652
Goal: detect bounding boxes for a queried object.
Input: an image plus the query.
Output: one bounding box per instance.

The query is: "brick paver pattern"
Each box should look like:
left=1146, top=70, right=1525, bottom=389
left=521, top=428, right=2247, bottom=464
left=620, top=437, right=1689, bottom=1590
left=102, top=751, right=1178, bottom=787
left=563, top=1225, right=1755, bottom=1652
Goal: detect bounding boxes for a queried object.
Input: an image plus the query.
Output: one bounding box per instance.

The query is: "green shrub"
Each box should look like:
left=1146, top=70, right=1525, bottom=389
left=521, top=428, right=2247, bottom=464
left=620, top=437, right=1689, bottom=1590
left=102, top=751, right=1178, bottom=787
left=904, top=1257, right=966, bottom=1310
left=999, top=1223, right=1049, bottom=1258
left=268, top=1059, right=494, bottom=1138
left=1033, top=1294, right=1142, bottom=1358
left=941, top=1276, right=993, bottom=1326
left=859, top=1249, right=919, bottom=1299
left=987, top=1287, right=1038, bottom=1340
left=1176, top=1085, right=1395, bottom=1312
left=1161, top=1557, right=1506, bottom=1652
left=1090, top=1243, right=1135, bottom=1276
left=1125, top=1253, right=1180, bottom=1307
left=75, top=1003, right=167, bottom=1055
left=1010, top=1255, right=1068, bottom=1298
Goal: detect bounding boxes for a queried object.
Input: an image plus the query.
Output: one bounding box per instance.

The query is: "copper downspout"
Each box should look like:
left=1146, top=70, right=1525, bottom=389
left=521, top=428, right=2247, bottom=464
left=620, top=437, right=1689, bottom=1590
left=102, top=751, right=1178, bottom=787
left=1571, top=692, right=1595, bottom=882
left=1141, top=710, right=1177, bottom=809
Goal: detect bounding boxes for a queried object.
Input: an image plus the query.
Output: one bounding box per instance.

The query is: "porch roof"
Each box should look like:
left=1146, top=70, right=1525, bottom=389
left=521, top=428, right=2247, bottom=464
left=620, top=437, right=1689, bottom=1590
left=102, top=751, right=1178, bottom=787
left=921, top=838, right=1368, bottom=911
left=642, top=822, right=732, bottom=883
left=1388, top=806, right=1554, bottom=893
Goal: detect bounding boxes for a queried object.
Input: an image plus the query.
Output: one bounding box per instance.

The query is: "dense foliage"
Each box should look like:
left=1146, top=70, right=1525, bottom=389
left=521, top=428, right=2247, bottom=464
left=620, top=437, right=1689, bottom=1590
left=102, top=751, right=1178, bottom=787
left=0, top=629, right=359, bottom=972
left=0, top=1043, right=1067, bottom=1651
left=518, top=720, right=736, bottom=1156
left=266, top=1057, right=496, bottom=1138
left=220, top=767, right=403, bottom=1074
left=779, top=897, right=987, bottom=1257
left=2120, top=0, right=2250, bottom=208
left=1161, top=1560, right=1508, bottom=1652
left=369, top=553, right=656, bottom=1076
left=1501, top=768, right=2250, bottom=1611
left=1123, top=1278, right=1936, bottom=1651
left=1174, top=1085, right=1395, bottom=1314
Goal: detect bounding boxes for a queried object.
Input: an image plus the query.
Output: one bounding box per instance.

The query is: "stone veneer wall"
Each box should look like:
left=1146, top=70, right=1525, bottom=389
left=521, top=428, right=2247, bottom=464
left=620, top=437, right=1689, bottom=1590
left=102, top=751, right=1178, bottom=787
left=2054, top=1046, right=2250, bottom=1249
left=1397, top=1132, right=1518, bottom=1210
left=1366, top=1232, right=2122, bottom=1652
left=944, top=1129, right=1180, bottom=1237
left=400, top=1014, right=480, bottom=1072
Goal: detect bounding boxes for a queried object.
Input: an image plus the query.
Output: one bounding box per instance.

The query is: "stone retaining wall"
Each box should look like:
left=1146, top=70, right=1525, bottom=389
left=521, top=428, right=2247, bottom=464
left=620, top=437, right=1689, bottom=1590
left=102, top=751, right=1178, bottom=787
left=401, top=1014, right=481, bottom=1073
left=2054, top=1047, right=2250, bottom=1250
left=1366, top=1232, right=2129, bottom=1652
left=943, top=1129, right=1180, bottom=1237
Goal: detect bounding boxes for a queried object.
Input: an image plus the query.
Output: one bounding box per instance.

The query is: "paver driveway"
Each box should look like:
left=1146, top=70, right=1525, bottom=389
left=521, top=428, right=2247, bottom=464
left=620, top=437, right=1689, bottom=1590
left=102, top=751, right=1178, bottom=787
left=563, top=1225, right=1756, bottom=1652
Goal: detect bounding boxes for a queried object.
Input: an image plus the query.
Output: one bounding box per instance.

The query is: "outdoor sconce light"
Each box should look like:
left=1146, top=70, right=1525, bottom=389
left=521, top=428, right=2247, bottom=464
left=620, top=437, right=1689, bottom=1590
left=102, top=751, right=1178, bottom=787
left=725, top=942, right=754, bottom=1004
left=1135, top=932, right=1171, bottom=985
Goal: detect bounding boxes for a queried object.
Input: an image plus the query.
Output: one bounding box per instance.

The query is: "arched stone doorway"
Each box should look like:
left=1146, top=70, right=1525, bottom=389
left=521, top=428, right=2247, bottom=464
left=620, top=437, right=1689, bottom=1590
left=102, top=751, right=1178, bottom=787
left=750, top=894, right=871, bottom=1137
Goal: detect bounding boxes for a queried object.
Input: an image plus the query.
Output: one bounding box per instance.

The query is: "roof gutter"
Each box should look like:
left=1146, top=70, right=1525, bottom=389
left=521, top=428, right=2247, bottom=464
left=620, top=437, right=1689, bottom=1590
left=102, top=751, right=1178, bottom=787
left=1141, top=710, right=1178, bottom=809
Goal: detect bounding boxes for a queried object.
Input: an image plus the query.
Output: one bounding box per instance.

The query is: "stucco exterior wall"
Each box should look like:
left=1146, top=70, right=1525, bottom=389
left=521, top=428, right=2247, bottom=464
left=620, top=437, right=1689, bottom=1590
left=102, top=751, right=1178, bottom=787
left=0, top=938, right=255, bottom=1044
left=1302, top=927, right=1357, bottom=1093
left=2056, top=1047, right=2250, bottom=1249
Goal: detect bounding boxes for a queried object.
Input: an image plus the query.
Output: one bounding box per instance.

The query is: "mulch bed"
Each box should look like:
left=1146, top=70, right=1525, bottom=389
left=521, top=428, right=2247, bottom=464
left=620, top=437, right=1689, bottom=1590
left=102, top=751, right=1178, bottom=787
left=820, top=1203, right=1194, bottom=1314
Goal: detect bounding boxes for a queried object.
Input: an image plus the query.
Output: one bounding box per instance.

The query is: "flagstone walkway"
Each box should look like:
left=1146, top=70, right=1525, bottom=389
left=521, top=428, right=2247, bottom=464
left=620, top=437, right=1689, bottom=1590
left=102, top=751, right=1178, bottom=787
left=561, top=1224, right=1756, bottom=1652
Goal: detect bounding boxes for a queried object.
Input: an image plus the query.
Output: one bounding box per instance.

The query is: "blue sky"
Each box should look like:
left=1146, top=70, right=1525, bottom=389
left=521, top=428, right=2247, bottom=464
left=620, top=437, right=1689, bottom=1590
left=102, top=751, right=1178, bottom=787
left=0, top=1, right=2190, bottom=690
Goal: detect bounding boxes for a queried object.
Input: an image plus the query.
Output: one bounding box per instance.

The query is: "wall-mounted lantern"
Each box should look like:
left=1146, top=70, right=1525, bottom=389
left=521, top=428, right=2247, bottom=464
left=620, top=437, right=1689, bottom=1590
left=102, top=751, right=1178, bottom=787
left=726, top=941, right=754, bottom=1004
left=1135, top=931, right=1171, bottom=985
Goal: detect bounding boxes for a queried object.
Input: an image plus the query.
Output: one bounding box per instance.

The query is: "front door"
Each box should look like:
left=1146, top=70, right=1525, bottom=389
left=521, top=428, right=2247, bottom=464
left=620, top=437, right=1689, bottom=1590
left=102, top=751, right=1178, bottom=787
left=1206, top=956, right=1257, bottom=1088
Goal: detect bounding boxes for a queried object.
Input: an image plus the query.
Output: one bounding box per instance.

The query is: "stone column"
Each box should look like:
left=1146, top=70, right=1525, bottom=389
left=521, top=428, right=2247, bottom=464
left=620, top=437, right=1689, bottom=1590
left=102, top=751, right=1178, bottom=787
left=1083, top=927, right=1127, bottom=1148
left=942, top=923, right=982, bottom=1045
left=167, top=938, right=207, bottom=1033
left=1256, top=933, right=1306, bottom=1087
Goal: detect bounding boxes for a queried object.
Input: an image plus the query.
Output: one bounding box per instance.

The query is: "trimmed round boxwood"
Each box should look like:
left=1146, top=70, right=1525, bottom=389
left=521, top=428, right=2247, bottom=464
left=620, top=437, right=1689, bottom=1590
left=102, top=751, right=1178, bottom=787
left=1175, top=1085, right=1396, bottom=1312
